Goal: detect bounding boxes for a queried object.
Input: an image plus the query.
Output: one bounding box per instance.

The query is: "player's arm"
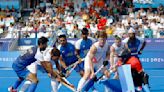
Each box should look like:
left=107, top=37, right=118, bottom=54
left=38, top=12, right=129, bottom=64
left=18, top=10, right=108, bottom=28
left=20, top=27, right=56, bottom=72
left=124, top=43, right=131, bottom=52
left=51, top=48, right=61, bottom=72
left=136, top=36, right=146, bottom=53
left=75, top=40, right=83, bottom=62
left=106, top=45, right=110, bottom=61
left=110, top=46, right=115, bottom=68
left=59, top=56, right=67, bottom=69
left=41, top=61, right=53, bottom=75
left=55, top=60, right=61, bottom=72
left=123, top=38, right=131, bottom=52
left=40, top=48, right=58, bottom=76
left=139, top=40, right=146, bottom=53
left=75, top=49, right=83, bottom=64
left=75, top=49, right=80, bottom=58
left=103, top=45, right=111, bottom=78
left=88, top=45, right=97, bottom=77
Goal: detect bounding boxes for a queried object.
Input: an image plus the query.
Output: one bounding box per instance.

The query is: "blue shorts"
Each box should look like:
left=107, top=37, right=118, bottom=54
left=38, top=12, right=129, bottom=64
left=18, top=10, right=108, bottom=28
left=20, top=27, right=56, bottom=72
left=12, top=63, right=30, bottom=79
left=74, top=61, right=84, bottom=72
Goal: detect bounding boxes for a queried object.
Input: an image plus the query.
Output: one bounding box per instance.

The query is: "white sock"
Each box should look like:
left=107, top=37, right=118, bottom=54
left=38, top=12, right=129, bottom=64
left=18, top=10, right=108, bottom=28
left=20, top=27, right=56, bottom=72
left=51, top=78, right=59, bottom=92
left=19, top=80, right=32, bottom=92
left=77, top=78, right=86, bottom=91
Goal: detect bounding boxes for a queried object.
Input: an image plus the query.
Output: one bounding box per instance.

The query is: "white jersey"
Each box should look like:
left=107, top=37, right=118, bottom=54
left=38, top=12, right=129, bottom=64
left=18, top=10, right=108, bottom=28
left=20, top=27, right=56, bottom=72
left=27, top=47, right=53, bottom=74
left=111, top=42, right=125, bottom=57
left=35, top=47, right=53, bottom=64
left=92, top=41, right=109, bottom=63
left=111, top=42, right=125, bottom=64
left=85, top=41, right=109, bottom=71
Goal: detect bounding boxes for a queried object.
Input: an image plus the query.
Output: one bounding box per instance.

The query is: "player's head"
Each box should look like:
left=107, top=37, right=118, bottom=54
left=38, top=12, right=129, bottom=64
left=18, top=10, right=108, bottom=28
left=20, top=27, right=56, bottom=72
left=128, top=27, right=136, bottom=39
left=58, top=34, right=67, bottom=46
left=51, top=48, right=60, bottom=61
left=38, top=36, right=48, bottom=51
left=114, top=35, right=121, bottom=47
left=81, top=28, right=89, bottom=40
left=97, top=31, right=107, bottom=47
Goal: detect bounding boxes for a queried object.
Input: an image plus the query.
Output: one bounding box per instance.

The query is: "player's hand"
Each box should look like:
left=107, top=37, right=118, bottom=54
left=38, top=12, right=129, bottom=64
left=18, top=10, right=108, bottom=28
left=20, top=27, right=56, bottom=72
left=90, top=72, right=95, bottom=79
left=110, top=65, right=114, bottom=70
left=104, top=69, right=110, bottom=78
left=138, top=50, right=142, bottom=55
left=59, top=72, right=66, bottom=77
left=78, top=57, right=83, bottom=63
left=65, top=70, right=71, bottom=77
left=48, top=73, right=52, bottom=78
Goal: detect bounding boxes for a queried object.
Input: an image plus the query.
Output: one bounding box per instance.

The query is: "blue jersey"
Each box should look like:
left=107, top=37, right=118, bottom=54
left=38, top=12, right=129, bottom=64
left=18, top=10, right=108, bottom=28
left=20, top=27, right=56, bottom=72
left=13, top=46, right=37, bottom=68
left=75, top=38, right=94, bottom=58
left=58, top=42, right=78, bottom=66
left=127, top=39, right=141, bottom=53
left=123, top=36, right=144, bottom=54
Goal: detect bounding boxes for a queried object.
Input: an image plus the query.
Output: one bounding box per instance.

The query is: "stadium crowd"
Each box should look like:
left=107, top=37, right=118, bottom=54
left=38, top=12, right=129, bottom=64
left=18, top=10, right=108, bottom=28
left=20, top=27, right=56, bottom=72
left=0, top=0, right=163, bottom=39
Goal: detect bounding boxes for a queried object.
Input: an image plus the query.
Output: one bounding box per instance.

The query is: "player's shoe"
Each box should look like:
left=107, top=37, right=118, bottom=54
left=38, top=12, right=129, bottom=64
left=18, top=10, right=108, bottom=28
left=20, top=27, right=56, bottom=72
left=135, top=86, right=142, bottom=92
left=8, top=86, right=17, bottom=92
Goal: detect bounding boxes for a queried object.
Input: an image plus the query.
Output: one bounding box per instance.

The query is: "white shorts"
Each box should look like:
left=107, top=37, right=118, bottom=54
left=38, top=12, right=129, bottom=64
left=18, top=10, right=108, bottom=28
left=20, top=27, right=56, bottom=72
left=27, top=62, right=37, bottom=74
left=27, top=60, right=55, bottom=74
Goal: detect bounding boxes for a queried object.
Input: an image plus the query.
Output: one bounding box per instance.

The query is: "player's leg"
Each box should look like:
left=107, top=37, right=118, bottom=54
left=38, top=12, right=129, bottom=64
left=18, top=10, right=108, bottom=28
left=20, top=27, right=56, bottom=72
left=77, top=58, right=91, bottom=91
left=8, top=77, right=24, bottom=92
left=8, top=63, right=26, bottom=92
left=140, top=71, right=150, bottom=92
left=26, top=73, right=38, bottom=92
left=77, top=69, right=91, bottom=91
left=20, top=62, right=37, bottom=92
left=19, top=80, right=32, bottom=92
left=113, top=57, right=119, bottom=79
left=51, top=78, right=59, bottom=92
left=77, top=61, right=98, bottom=92
left=37, top=64, right=60, bottom=92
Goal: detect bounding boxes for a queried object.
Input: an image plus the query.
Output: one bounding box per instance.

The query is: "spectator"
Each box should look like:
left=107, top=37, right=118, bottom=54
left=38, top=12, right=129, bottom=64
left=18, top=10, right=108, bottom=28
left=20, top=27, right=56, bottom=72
left=81, top=0, right=87, bottom=9
left=138, top=8, right=146, bottom=17
left=106, top=25, right=114, bottom=37
left=144, top=26, right=153, bottom=38
left=0, top=26, right=3, bottom=34
left=100, top=7, right=108, bottom=17
left=90, top=22, right=98, bottom=37
left=157, top=4, right=164, bottom=15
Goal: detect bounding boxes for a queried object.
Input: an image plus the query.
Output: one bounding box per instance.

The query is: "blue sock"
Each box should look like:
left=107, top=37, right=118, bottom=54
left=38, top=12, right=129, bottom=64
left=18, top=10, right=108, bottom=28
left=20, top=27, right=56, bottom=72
left=143, top=84, right=150, bottom=92
left=12, top=79, right=23, bottom=89
left=26, top=83, right=38, bottom=92
left=91, top=86, right=96, bottom=91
